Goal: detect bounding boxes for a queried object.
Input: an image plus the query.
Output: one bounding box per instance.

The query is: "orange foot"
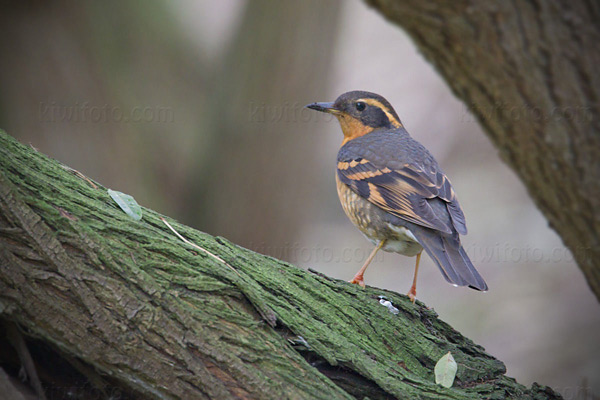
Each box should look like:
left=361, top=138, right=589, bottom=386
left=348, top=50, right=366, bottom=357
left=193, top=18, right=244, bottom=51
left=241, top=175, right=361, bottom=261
left=407, top=286, right=417, bottom=303
left=349, top=274, right=366, bottom=288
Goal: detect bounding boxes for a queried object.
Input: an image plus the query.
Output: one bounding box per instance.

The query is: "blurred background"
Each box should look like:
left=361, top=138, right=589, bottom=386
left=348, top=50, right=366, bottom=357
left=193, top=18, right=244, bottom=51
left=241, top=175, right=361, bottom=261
left=1, top=1, right=597, bottom=397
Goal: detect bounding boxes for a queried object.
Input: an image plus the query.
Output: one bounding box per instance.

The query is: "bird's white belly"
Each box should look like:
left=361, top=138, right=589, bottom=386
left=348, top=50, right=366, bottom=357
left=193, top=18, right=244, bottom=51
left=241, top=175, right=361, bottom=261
left=365, top=223, right=422, bottom=256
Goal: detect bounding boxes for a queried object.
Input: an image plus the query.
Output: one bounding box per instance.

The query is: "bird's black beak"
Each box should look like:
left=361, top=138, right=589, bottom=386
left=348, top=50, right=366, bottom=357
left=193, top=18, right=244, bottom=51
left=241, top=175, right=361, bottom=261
left=305, top=102, right=340, bottom=115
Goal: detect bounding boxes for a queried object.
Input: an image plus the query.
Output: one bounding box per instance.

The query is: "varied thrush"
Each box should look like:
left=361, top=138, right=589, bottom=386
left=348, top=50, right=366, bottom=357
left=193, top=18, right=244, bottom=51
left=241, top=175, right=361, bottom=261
left=306, top=91, right=487, bottom=301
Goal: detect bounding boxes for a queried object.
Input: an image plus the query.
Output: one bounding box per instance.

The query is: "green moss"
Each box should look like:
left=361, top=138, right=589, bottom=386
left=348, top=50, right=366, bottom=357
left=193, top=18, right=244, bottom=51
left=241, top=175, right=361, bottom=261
left=0, top=130, right=561, bottom=400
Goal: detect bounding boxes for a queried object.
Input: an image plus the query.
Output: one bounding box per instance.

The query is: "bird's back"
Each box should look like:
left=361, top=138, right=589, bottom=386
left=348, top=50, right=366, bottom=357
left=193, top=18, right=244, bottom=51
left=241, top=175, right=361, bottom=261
left=338, top=128, right=439, bottom=174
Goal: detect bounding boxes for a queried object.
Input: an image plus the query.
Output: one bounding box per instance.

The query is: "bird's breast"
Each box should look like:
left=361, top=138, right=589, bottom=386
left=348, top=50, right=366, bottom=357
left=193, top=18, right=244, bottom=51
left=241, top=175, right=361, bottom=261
left=336, top=175, right=422, bottom=256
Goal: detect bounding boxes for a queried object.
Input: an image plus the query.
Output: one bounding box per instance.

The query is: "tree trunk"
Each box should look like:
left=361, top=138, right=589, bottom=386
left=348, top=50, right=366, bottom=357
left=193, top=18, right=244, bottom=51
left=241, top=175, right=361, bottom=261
left=0, top=131, right=560, bottom=399
left=364, top=0, right=600, bottom=300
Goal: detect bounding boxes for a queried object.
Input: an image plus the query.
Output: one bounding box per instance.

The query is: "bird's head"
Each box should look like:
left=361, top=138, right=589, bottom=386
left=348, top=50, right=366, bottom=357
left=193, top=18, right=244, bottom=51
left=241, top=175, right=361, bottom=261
left=306, top=91, right=402, bottom=144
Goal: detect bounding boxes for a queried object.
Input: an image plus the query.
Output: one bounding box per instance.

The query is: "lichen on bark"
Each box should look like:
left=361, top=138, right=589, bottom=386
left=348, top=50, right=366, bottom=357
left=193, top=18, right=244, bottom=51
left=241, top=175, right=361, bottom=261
left=0, top=130, right=560, bottom=399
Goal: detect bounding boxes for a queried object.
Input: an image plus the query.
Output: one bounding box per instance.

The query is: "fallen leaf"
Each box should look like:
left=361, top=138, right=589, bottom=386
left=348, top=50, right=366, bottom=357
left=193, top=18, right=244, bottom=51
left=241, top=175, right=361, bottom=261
left=108, top=189, right=142, bottom=221
left=434, top=351, right=457, bottom=388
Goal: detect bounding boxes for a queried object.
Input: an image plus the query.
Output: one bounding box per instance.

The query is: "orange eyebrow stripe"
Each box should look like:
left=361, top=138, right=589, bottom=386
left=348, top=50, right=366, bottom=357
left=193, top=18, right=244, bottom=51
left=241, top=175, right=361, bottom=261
left=357, top=98, right=402, bottom=128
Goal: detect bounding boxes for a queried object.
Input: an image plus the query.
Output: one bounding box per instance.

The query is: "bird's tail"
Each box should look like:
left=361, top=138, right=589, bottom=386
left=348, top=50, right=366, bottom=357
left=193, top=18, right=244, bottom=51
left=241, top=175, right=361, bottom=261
left=410, top=228, right=488, bottom=291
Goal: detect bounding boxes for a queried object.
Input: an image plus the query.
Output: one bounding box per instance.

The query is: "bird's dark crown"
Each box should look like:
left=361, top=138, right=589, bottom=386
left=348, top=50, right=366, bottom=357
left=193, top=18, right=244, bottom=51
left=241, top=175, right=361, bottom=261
left=333, top=91, right=402, bottom=129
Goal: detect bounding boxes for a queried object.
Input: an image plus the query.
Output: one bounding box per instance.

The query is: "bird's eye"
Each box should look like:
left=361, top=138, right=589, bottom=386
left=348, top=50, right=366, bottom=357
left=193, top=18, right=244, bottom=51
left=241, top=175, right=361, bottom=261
left=355, top=101, right=366, bottom=112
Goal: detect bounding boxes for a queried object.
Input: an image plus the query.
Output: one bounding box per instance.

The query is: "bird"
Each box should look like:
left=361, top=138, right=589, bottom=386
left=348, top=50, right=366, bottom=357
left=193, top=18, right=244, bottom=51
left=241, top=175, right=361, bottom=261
left=305, top=90, right=487, bottom=301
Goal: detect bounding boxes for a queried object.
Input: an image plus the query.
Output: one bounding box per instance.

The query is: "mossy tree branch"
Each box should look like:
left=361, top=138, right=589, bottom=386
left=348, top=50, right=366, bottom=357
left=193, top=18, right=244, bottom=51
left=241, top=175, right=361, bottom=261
left=0, top=131, right=560, bottom=399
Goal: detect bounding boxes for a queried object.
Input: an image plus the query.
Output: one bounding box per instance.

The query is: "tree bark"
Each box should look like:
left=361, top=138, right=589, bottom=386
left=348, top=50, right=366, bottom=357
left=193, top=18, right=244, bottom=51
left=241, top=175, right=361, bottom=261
left=0, top=131, right=561, bottom=399
left=364, top=0, right=600, bottom=301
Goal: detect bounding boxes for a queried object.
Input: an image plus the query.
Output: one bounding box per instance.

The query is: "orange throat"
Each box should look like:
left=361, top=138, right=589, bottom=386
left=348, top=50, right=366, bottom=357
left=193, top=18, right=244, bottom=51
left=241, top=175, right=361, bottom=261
left=336, top=114, right=374, bottom=145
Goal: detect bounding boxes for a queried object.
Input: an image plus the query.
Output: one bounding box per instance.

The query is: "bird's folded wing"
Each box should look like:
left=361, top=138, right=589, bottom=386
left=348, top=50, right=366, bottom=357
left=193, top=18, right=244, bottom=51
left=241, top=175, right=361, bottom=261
left=337, top=158, right=467, bottom=235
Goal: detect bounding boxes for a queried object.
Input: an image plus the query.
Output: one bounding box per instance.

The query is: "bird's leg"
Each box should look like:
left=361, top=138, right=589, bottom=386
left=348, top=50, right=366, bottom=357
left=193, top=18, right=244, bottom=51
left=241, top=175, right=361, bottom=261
left=350, top=240, right=386, bottom=287
left=407, top=251, right=422, bottom=302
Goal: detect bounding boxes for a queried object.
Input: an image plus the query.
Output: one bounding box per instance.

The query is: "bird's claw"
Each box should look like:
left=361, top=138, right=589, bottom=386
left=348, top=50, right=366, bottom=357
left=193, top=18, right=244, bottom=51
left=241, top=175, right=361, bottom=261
left=407, top=286, right=417, bottom=303
left=349, top=275, right=366, bottom=287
